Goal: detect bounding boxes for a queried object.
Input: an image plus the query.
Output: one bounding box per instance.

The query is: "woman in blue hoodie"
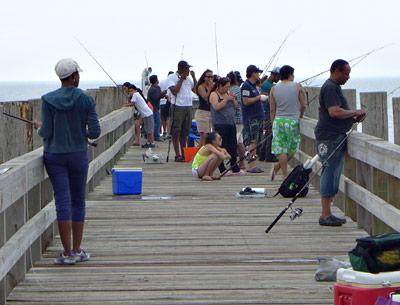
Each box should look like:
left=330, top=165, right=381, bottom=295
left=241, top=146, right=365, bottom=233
left=34, top=58, right=101, bottom=265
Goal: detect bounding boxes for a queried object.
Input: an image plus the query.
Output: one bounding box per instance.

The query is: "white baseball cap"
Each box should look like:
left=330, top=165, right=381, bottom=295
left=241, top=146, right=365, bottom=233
left=55, top=58, right=83, bottom=79
left=269, top=66, right=281, bottom=74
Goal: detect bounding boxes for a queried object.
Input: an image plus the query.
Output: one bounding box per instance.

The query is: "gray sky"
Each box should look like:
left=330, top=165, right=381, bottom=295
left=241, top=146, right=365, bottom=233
left=1, top=0, right=400, bottom=82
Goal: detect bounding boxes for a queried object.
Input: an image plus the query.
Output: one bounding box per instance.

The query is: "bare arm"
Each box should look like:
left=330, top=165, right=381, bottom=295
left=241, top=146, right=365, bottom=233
left=207, top=145, right=230, bottom=160
left=209, top=92, right=229, bottom=111
left=298, top=85, right=306, bottom=118
left=328, top=106, right=358, bottom=119
left=190, top=71, right=198, bottom=93
left=269, top=87, right=276, bottom=123
left=197, top=85, right=210, bottom=101
left=170, top=78, right=185, bottom=96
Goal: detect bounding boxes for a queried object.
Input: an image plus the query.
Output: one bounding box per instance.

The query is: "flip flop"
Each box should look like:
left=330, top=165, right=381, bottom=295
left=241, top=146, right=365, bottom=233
left=239, top=187, right=257, bottom=195
left=246, top=167, right=264, bottom=174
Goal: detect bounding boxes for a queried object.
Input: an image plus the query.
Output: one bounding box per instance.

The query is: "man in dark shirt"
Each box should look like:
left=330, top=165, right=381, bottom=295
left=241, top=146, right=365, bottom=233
left=315, top=59, right=366, bottom=226
left=241, top=65, right=268, bottom=173
left=148, top=75, right=166, bottom=141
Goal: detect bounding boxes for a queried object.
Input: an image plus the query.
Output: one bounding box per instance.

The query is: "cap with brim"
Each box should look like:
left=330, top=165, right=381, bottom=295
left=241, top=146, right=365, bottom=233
left=246, top=65, right=263, bottom=75
left=269, top=66, right=280, bottom=74
left=178, top=60, right=192, bottom=70
left=55, top=58, right=83, bottom=80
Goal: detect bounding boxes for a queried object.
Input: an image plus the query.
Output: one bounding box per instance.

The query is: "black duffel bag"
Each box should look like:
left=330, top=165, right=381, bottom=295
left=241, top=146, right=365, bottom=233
left=349, top=233, right=400, bottom=273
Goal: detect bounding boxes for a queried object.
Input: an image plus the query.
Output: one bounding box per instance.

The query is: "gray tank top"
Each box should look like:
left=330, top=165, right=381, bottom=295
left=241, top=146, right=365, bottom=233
left=273, top=82, right=300, bottom=119
left=210, top=93, right=236, bottom=125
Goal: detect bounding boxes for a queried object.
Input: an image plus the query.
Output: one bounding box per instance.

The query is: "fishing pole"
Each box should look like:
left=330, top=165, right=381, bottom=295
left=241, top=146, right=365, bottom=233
left=261, top=28, right=297, bottom=78
left=300, top=44, right=393, bottom=86
left=388, top=85, right=400, bottom=97
left=214, top=22, right=220, bottom=75
left=75, top=38, right=120, bottom=88
left=2, top=112, right=34, bottom=124
left=2, top=111, right=98, bottom=147
left=180, top=45, right=185, bottom=60
left=265, top=120, right=364, bottom=234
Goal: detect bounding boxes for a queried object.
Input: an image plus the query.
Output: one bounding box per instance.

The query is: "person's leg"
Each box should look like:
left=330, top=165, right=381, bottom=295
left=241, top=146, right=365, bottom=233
left=246, top=120, right=263, bottom=172
left=180, top=107, right=191, bottom=157
left=214, top=125, right=228, bottom=173
left=196, top=154, right=222, bottom=178
left=278, top=154, right=288, bottom=177
left=170, top=106, right=183, bottom=159
left=227, top=125, right=240, bottom=172
left=134, top=116, right=142, bottom=145
left=68, top=152, right=89, bottom=254
left=44, top=153, right=72, bottom=256
left=153, top=110, right=161, bottom=140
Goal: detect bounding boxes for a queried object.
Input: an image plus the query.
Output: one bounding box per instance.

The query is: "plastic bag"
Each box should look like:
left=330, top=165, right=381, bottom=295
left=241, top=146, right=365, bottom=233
left=374, top=296, right=400, bottom=305
left=315, top=257, right=351, bottom=282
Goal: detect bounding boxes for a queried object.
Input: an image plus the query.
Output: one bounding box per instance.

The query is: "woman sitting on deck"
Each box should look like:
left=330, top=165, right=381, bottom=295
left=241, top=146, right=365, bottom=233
left=191, top=132, right=230, bottom=181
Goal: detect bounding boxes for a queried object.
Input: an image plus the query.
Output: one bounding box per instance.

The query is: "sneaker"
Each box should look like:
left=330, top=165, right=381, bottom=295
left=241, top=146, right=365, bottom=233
left=174, top=156, right=185, bottom=162
left=74, top=249, right=91, bottom=263
left=331, top=214, right=347, bottom=224
left=149, top=143, right=156, bottom=148
left=54, top=251, right=76, bottom=265
left=319, top=215, right=344, bottom=227
left=141, top=143, right=150, bottom=149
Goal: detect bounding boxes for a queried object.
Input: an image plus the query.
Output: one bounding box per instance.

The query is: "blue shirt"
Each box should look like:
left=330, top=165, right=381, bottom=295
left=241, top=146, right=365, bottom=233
left=39, top=87, right=101, bottom=153
left=240, top=80, right=265, bottom=124
left=261, top=80, right=274, bottom=113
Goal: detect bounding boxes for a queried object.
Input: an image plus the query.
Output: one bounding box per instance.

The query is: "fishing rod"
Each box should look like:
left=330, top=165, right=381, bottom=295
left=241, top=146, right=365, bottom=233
left=300, top=44, right=393, bottom=86
left=265, top=120, right=364, bottom=234
left=214, top=22, right=220, bottom=75
left=75, top=38, right=120, bottom=88
left=218, top=134, right=269, bottom=178
left=180, top=45, right=185, bottom=60
left=2, top=112, right=98, bottom=147
left=261, top=28, right=297, bottom=78
left=388, top=85, right=400, bottom=97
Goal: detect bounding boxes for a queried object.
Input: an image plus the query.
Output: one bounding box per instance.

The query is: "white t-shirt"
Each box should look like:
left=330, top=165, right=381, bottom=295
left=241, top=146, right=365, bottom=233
left=166, top=73, right=194, bottom=107
left=131, top=92, right=153, bottom=118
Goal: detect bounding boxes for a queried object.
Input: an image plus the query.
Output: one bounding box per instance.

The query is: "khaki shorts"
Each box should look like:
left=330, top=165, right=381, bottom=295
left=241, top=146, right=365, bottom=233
left=143, top=115, right=154, bottom=135
left=195, top=109, right=212, bottom=133
left=170, top=105, right=192, bottom=137
left=236, top=124, right=244, bottom=144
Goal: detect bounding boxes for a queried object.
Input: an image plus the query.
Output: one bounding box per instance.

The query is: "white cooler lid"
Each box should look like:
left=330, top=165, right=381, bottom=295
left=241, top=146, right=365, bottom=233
left=337, top=268, right=400, bottom=287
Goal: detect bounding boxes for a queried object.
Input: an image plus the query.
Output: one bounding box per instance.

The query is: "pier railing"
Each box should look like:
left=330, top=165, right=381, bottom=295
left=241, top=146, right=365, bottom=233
left=0, top=87, right=134, bottom=304
left=297, top=87, right=400, bottom=235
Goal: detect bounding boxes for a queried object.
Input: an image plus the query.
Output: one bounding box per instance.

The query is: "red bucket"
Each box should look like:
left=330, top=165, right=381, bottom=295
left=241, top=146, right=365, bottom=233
left=183, top=147, right=199, bottom=163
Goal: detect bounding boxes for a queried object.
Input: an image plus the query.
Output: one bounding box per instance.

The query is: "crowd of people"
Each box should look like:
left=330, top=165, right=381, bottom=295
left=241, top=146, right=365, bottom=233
left=124, top=59, right=367, bottom=227
left=32, top=56, right=367, bottom=265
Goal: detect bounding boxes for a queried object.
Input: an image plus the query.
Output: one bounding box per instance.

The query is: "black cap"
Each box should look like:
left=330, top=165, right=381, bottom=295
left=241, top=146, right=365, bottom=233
left=246, top=65, right=263, bottom=77
left=178, top=60, right=192, bottom=70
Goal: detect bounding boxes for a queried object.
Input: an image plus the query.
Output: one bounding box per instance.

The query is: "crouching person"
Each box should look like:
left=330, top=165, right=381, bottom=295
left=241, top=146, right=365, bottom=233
left=191, top=132, right=230, bottom=181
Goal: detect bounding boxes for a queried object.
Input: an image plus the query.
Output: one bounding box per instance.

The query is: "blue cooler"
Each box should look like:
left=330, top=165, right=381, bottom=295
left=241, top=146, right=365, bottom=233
left=112, top=168, right=142, bottom=195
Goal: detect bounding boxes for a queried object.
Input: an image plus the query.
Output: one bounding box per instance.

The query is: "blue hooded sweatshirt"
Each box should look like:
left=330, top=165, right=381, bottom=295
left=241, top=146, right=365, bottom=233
left=39, top=87, right=101, bottom=154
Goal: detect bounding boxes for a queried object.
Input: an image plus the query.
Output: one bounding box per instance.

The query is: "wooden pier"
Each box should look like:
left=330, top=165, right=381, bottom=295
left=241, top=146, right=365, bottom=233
left=2, top=86, right=400, bottom=304
left=6, top=142, right=365, bottom=305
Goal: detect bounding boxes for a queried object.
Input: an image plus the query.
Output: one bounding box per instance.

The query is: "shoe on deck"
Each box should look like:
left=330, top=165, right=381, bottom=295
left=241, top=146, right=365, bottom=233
left=319, top=215, right=345, bottom=226
left=246, top=167, right=264, bottom=174
left=54, top=252, right=76, bottom=265
left=74, top=250, right=91, bottom=263
left=174, top=156, right=185, bottom=162
left=141, top=143, right=150, bottom=148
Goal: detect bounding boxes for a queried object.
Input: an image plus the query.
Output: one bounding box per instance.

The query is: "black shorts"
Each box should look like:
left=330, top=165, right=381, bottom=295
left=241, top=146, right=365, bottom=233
left=160, top=102, right=171, bottom=120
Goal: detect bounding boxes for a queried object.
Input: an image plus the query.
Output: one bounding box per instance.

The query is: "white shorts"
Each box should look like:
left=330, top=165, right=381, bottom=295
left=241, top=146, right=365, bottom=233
left=236, top=124, right=244, bottom=144
left=192, top=168, right=199, bottom=177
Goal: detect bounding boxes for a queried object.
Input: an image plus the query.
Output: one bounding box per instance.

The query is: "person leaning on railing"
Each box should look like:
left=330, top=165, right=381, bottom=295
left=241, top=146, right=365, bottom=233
left=314, top=59, right=366, bottom=227
left=33, top=58, right=101, bottom=265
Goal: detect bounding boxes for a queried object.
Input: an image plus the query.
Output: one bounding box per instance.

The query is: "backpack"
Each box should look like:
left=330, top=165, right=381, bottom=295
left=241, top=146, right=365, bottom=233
left=349, top=233, right=400, bottom=273
left=275, top=165, right=312, bottom=198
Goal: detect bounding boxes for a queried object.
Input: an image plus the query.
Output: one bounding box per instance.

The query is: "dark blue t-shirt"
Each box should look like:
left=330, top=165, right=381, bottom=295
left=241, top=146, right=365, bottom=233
left=241, top=80, right=265, bottom=124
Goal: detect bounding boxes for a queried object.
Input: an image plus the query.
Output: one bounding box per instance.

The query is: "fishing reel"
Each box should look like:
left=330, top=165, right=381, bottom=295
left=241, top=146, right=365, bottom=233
left=289, top=207, right=303, bottom=221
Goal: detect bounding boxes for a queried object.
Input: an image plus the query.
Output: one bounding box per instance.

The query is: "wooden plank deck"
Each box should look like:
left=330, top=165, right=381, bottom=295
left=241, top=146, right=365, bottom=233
left=7, top=142, right=366, bottom=305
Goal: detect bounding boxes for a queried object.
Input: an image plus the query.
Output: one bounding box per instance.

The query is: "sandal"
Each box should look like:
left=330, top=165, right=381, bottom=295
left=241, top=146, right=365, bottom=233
left=246, top=167, right=264, bottom=174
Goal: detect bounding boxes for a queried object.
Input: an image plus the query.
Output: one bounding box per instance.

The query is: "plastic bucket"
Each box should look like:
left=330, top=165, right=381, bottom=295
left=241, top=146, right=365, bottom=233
left=184, top=147, right=199, bottom=163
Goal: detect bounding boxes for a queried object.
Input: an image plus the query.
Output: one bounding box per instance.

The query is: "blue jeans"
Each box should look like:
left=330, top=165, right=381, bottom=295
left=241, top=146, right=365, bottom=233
left=316, top=136, right=346, bottom=198
left=44, top=151, right=88, bottom=222
left=153, top=110, right=161, bottom=140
